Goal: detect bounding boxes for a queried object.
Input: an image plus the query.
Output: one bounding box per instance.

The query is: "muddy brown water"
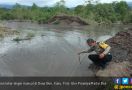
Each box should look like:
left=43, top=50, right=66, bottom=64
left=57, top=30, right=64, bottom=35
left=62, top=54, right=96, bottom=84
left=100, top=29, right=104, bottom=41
left=0, top=21, right=127, bottom=76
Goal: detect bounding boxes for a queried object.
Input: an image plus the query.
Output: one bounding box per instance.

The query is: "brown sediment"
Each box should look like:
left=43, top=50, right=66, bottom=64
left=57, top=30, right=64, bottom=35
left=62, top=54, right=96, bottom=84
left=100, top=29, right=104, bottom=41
left=47, top=15, right=89, bottom=25
left=106, top=29, right=132, bottom=63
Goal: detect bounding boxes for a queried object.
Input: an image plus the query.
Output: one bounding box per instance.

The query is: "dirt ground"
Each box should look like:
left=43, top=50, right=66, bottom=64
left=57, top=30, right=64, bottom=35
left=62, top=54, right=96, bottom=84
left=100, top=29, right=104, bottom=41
left=47, top=15, right=89, bottom=25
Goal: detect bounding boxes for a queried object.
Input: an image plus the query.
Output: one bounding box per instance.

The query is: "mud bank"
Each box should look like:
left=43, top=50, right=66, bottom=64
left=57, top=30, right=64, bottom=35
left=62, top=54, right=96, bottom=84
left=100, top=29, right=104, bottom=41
left=0, top=26, right=19, bottom=38
left=47, top=15, right=89, bottom=25
left=93, top=29, right=132, bottom=77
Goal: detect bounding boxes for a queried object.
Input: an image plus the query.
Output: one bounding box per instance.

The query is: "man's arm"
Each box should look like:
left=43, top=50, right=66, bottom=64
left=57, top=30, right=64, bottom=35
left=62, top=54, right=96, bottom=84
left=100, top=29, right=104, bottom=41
left=78, top=50, right=89, bottom=54
left=102, top=46, right=111, bottom=55
left=99, top=46, right=111, bottom=59
left=78, top=47, right=94, bottom=55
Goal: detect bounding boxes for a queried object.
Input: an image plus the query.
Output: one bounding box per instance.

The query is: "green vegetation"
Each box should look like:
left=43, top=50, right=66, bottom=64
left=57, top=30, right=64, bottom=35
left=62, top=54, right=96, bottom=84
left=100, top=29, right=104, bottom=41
left=26, top=32, right=35, bottom=39
left=0, top=0, right=132, bottom=24
left=13, top=37, right=21, bottom=42
left=13, top=32, right=35, bottom=42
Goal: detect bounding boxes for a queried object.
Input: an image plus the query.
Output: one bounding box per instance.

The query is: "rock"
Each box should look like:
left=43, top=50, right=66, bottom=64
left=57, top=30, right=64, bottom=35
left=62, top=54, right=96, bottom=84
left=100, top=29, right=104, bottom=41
left=47, top=15, right=89, bottom=25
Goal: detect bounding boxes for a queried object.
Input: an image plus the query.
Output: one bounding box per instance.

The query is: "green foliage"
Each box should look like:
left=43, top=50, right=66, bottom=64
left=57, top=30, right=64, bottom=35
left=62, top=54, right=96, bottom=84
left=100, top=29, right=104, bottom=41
left=74, top=5, right=84, bottom=15
left=94, top=3, right=117, bottom=23
left=26, top=32, right=35, bottom=38
left=13, top=37, right=21, bottom=42
left=0, top=0, right=131, bottom=24
left=1, top=12, right=15, bottom=20
left=31, top=3, right=38, bottom=10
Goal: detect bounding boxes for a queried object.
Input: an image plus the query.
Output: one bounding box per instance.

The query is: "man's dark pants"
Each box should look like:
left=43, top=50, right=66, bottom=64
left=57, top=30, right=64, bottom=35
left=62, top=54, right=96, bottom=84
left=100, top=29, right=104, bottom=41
left=88, top=54, right=112, bottom=68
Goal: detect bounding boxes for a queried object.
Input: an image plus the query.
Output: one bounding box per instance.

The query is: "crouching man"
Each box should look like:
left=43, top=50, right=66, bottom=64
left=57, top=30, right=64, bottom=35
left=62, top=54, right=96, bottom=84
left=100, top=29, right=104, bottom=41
left=78, top=38, right=112, bottom=68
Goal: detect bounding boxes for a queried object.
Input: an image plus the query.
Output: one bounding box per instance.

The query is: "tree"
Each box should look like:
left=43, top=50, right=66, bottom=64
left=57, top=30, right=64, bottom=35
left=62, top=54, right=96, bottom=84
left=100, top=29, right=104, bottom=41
left=31, top=3, right=38, bottom=10
left=114, top=1, right=129, bottom=21
left=85, top=0, right=100, bottom=4
left=55, top=0, right=65, bottom=7
left=54, top=0, right=67, bottom=13
left=75, top=5, right=84, bottom=14
left=0, top=0, right=131, bottom=24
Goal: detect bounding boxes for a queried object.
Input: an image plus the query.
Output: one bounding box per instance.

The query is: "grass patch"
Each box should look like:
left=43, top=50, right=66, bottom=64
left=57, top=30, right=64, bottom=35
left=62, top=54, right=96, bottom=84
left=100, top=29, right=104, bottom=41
left=0, top=26, right=20, bottom=38
left=13, top=32, right=35, bottom=43
left=26, top=32, right=35, bottom=39
left=13, top=37, right=21, bottom=43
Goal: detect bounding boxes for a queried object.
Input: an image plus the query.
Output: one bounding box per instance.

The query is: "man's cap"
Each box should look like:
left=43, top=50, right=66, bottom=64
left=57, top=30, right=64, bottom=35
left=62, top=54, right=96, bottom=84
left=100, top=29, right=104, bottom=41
left=87, top=38, right=95, bottom=43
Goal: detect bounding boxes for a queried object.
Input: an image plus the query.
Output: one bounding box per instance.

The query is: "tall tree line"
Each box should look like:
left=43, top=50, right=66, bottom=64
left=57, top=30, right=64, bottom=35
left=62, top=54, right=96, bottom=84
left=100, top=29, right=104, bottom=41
left=0, top=0, right=132, bottom=24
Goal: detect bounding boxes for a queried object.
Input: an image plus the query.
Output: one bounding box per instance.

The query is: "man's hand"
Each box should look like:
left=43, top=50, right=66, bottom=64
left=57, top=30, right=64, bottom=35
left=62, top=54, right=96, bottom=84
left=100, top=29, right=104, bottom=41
left=99, top=53, right=105, bottom=59
left=78, top=50, right=89, bottom=55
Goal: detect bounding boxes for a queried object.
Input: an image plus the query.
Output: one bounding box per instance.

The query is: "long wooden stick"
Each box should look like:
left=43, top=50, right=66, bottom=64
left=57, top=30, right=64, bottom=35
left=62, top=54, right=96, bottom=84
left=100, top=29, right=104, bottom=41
left=78, top=54, right=81, bottom=64
left=78, top=36, right=81, bottom=64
